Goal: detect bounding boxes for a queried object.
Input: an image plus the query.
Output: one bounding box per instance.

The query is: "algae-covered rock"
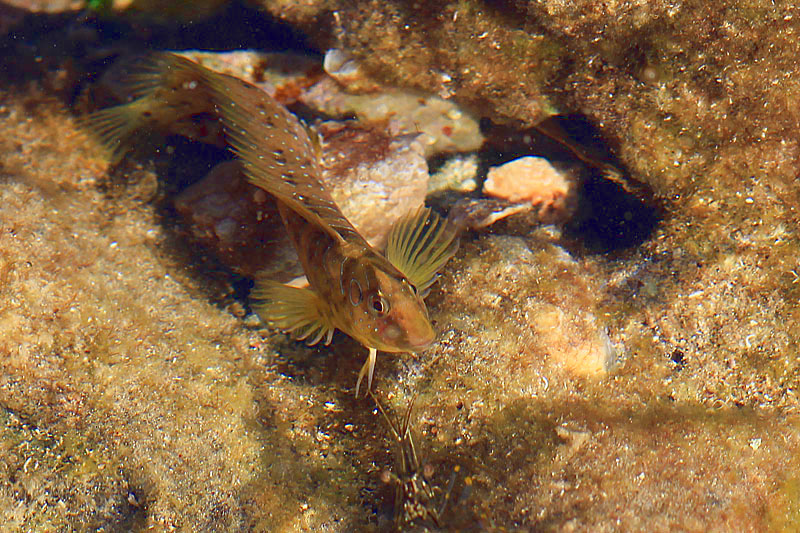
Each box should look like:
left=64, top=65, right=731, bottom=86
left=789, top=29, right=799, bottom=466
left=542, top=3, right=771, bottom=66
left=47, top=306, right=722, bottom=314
left=3, top=2, right=800, bottom=531
left=260, top=0, right=564, bottom=127
left=182, top=49, right=484, bottom=158
left=0, top=87, right=370, bottom=530
left=257, top=0, right=800, bottom=210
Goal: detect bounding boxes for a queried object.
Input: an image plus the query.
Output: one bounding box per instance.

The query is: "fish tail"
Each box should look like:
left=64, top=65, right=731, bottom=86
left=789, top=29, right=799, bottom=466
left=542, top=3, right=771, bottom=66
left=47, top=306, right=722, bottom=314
left=123, top=52, right=210, bottom=98
left=123, top=53, right=175, bottom=98
left=78, top=99, right=152, bottom=161
left=80, top=53, right=213, bottom=161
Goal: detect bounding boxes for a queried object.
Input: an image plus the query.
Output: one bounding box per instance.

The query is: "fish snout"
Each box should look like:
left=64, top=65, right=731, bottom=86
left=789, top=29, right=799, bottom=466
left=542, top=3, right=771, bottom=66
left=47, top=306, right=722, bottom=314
left=404, top=320, right=435, bottom=352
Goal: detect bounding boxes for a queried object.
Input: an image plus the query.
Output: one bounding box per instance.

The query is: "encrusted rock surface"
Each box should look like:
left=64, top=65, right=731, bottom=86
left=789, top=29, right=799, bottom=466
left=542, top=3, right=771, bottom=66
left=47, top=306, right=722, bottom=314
left=2, top=2, right=800, bottom=531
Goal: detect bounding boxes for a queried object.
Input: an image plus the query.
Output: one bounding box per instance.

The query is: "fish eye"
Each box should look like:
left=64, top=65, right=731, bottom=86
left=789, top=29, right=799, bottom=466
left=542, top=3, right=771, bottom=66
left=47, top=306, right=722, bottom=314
left=368, top=292, right=390, bottom=317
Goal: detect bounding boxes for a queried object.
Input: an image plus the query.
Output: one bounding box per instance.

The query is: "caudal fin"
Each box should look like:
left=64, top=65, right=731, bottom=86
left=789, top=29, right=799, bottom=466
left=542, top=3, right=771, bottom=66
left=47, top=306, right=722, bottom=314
left=79, top=52, right=210, bottom=161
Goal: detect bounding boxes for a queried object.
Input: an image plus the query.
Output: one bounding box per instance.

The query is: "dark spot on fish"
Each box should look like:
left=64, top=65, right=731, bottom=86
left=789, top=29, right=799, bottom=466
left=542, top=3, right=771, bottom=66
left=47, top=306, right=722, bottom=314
left=142, top=111, right=152, bottom=118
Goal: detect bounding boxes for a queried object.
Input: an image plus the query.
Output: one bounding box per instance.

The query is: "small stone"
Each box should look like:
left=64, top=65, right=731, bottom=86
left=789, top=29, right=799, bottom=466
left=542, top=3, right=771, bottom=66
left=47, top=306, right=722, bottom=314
left=323, top=49, right=382, bottom=92
left=319, top=124, right=429, bottom=248
left=526, top=302, right=616, bottom=378
left=447, top=198, right=532, bottom=230
left=483, top=156, right=572, bottom=214
left=428, top=153, right=479, bottom=194
left=173, top=160, right=299, bottom=281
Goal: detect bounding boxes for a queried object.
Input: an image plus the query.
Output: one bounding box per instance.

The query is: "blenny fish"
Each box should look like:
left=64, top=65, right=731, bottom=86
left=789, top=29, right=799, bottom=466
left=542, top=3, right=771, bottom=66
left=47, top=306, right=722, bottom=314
left=83, top=52, right=458, bottom=395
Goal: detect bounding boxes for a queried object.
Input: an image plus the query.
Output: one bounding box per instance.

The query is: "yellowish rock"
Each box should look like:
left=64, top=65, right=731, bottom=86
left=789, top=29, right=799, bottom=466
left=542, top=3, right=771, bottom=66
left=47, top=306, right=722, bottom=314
left=525, top=302, right=615, bottom=378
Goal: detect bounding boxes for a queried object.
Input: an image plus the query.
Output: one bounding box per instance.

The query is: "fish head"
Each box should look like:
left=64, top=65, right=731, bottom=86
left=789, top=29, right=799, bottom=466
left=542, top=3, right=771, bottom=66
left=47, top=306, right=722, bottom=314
left=345, top=260, right=435, bottom=353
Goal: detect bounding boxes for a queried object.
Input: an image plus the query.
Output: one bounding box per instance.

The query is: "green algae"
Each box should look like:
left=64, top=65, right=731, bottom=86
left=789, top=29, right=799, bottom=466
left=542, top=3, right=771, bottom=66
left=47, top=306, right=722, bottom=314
left=85, top=0, right=112, bottom=12
left=0, top=408, right=139, bottom=531
left=769, top=476, right=800, bottom=532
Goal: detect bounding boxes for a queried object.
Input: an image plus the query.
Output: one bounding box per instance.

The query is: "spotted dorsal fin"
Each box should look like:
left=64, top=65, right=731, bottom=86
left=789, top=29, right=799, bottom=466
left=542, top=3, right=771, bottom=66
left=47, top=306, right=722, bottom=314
left=385, top=206, right=459, bottom=297
left=203, top=68, right=363, bottom=245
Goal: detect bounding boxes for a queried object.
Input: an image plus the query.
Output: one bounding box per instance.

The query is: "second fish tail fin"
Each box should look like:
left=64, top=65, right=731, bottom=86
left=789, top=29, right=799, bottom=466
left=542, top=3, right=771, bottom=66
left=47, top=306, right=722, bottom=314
left=79, top=98, right=154, bottom=161
left=80, top=52, right=213, bottom=161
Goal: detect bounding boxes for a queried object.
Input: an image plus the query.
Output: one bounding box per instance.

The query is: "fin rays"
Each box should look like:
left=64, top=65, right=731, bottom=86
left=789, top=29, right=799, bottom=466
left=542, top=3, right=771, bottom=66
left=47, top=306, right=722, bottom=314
left=204, top=72, right=358, bottom=245
left=78, top=103, right=144, bottom=161
left=251, top=280, right=335, bottom=347
left=80, top=53, right=207, bottom=161
left=356, top=348, right=377, bottom=398
left=385, top=207, right=459, bottom=296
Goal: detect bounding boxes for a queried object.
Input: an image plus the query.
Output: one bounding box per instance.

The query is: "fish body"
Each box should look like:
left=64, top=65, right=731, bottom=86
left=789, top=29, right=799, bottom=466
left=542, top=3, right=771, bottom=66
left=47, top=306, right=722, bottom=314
left=277, top=204, right=434, bottom=353
left=83, top=52, right=458, bottom=394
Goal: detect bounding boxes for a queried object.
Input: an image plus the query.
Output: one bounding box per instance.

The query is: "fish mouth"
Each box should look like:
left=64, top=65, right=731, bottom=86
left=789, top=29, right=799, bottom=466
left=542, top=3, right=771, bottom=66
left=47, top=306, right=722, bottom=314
left=406, top=336, right=434, bottom=352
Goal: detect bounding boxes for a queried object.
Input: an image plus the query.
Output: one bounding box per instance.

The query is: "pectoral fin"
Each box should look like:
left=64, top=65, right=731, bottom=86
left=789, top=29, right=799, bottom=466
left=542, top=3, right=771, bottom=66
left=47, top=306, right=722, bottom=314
left=251, top=280, right=335, bottom=346
left=385, top=206, right=459, bottom=297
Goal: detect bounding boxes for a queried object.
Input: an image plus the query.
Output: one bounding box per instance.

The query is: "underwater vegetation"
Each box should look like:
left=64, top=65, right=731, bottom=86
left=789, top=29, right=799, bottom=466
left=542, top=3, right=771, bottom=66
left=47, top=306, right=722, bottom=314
left=1, top=0, right=800, bottom=531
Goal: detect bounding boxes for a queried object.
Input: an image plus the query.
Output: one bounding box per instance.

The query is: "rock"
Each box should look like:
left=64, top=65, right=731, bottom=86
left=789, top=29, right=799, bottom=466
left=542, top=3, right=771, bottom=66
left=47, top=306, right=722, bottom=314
left=525, top=302, right=616, bottom=377
left=428, top=153, right=479, bottom=194
left=301, top=77, right=484, bottom=157
left=178, top=50, right=322, bottom=107
left=323, top=48, right=381, bottom=92
left=2, top=0, right=81, bottom=12
left=447, top=198, right=533, bottom=230
left=432, top=234, right=616, bottom=384
left=483, top=156, right=573, bottom=217
left=319, top=123, right=429, bottom=248
left=173, top=160, right=300, bottom=280
left=181, top=49, right=483, bottom=158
